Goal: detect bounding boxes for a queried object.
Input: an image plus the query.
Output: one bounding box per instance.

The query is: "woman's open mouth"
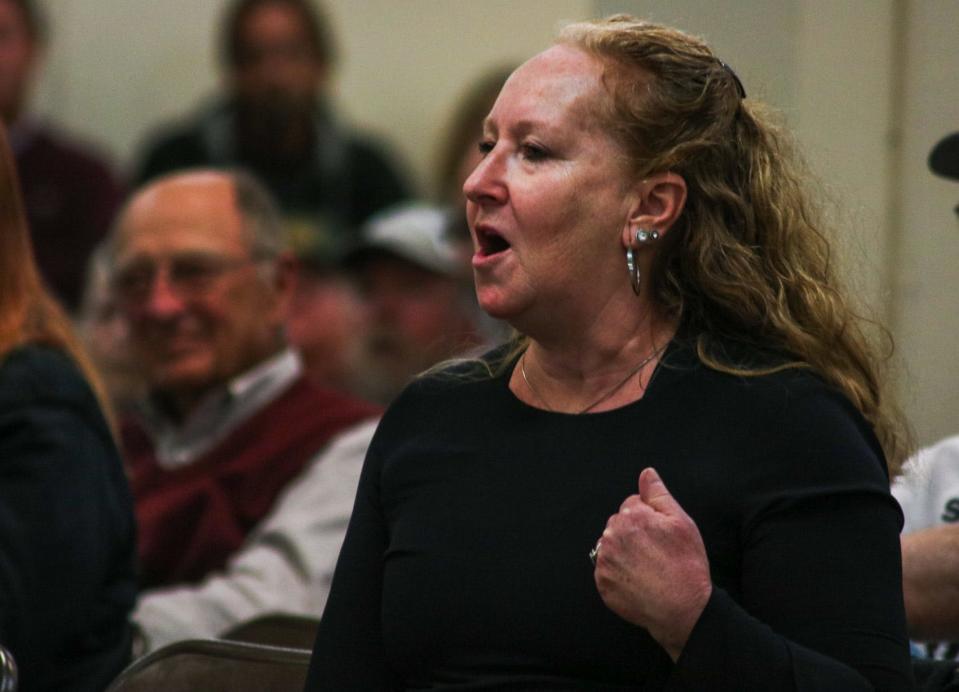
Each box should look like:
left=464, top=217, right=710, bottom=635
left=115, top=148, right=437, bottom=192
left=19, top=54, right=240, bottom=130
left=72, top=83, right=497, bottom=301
left=476, top=225, right=511, bottom=257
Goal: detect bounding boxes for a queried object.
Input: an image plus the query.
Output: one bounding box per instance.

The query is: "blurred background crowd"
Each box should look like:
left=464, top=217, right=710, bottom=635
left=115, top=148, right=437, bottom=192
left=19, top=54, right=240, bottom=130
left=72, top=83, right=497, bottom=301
left=5, top=0, right=956, bottom=446
left=1, top=0, right=958, bottom=689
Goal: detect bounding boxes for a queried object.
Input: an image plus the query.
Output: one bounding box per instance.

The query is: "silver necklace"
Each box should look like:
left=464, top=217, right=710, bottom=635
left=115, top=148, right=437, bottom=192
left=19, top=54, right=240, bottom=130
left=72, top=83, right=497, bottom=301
left=520, top=344, right=665, bottom=414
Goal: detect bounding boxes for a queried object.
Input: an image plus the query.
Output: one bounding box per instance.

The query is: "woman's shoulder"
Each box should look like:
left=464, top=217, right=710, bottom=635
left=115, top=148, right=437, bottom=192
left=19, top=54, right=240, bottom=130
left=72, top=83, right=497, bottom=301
left=669, top=336, right=839, bottom=401
left=373, top=344, right=512, bottom=433
left=669, top=336, right=880, bottom=446
left=405, top=343, right=514, bottom=397
left=0, top=344, right=98, bottom=412
left=0, top=345, right=120, bottom=476
left=680, top=337, right=887, bottom=478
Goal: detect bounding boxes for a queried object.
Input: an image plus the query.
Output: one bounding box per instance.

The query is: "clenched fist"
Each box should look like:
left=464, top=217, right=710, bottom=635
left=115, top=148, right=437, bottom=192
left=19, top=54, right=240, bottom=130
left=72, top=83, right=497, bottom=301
left=593, top=467, right=712, bottom=661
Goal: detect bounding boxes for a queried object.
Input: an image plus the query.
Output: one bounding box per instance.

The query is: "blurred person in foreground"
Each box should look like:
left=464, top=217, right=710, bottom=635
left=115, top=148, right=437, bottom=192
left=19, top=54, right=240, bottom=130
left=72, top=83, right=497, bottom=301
left=133, top=0, right=410, bottom=241
left=107, top=169, right=379, bottom=652
left=893, top=131, right=959, bottom=660
left=305, top=16, right=914, bottom=690
left=0, top=0, right=124, bottom=312
left=0, top=126, right=136, bottom=691
left=342, top=203, right=486, bottom=404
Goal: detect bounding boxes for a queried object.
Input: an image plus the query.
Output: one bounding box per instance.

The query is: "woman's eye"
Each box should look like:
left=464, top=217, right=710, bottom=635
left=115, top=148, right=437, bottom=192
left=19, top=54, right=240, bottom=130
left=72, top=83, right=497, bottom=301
left=521, top=143, right=548, bottom=161
left=478, top=140, right=495, bottom=156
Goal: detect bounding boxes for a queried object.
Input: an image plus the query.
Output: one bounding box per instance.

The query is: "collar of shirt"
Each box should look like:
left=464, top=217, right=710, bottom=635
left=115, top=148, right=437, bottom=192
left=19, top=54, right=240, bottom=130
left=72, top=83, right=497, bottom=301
left=145, top=349, right=303, bottom=469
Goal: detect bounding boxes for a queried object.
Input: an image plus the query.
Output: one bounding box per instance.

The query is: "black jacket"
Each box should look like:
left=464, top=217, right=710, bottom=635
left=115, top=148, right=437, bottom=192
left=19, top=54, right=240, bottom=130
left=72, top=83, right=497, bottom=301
left=0, top=345, right=137, bottom=692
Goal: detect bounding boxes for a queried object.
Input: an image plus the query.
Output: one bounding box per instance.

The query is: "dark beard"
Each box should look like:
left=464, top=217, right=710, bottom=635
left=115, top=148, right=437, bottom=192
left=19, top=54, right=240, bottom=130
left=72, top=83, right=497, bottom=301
left=235, top=92, right=315, bottom=172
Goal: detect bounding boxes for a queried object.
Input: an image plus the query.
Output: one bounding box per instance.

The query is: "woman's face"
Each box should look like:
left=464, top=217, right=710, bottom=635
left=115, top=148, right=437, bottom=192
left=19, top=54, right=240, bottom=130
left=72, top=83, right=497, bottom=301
left=464, top=44, right=636, bottom=329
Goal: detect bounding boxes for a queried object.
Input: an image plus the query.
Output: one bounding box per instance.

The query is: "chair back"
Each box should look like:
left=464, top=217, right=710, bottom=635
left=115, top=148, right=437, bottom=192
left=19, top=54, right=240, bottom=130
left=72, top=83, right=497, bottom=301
left=914, top=657, right=959, bottom=692
left=0, top=644, right=16, bottom=692
left=222, top=613, right=320, bottom=650
left=105, top=639, right=310, bottom=692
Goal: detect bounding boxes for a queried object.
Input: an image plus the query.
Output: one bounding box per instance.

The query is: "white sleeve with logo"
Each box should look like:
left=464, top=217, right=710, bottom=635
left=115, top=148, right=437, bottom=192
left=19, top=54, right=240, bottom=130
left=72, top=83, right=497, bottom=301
left=892, top=434, right=959, bottom=535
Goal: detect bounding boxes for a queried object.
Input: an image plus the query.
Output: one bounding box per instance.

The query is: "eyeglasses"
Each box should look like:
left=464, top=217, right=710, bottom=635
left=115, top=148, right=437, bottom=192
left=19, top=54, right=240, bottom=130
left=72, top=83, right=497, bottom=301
left=111, top=252, right=259, bottom=307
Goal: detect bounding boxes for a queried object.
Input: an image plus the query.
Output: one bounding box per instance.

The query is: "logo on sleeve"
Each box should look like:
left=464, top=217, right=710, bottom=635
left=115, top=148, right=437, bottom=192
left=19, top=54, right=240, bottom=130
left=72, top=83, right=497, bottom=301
left=942, top=498, right=959, bottom=523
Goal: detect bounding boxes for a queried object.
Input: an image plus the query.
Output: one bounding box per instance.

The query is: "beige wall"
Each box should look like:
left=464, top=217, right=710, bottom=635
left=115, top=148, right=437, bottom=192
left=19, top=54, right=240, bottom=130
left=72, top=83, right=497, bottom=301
left=792, top=0, right=898, bottom=314
left=598, top=3, right=897, bottom=331
left=29, top=0, right=959, bottom=447
left=602, top=0, right=957, bottom=448
left=893, top=0, right=959, bottom=446
left=31, top=0, right=591, bottom=194
left=31, top=1, right=226, bottom=169
left=325, top=0, right=591, bottom=195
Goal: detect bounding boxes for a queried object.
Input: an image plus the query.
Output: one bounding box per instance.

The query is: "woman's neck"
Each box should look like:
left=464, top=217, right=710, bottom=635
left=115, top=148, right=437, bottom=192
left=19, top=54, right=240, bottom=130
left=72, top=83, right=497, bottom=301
left=513, top=303, right=677, bottom=414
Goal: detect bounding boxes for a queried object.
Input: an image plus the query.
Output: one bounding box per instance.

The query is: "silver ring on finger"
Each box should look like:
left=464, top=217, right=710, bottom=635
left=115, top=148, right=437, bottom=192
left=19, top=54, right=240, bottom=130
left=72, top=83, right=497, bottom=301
left=588, top=538, right=602, bottom=566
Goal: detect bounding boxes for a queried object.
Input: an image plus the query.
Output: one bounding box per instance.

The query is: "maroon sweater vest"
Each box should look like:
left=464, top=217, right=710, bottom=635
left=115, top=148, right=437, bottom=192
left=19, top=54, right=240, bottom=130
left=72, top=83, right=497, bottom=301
left=122, top=376, right=380, bottom=588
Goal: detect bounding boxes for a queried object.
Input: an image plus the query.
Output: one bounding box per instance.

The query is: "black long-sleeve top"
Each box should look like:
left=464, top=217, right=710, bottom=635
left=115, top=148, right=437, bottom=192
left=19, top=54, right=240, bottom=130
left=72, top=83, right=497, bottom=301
left=305, top=340, right=913, bottom=690
left=0, top=346, right=137, bottom=692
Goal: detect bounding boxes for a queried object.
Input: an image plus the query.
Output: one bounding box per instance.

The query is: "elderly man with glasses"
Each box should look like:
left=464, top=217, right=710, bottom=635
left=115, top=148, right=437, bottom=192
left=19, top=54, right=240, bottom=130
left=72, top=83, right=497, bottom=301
left=107, top=169, right=379, bottom=653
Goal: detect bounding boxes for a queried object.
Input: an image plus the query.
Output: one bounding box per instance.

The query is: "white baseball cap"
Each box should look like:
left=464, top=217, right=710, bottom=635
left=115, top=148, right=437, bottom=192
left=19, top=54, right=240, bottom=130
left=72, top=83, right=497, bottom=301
left=344, top=203, right=464, bottom=277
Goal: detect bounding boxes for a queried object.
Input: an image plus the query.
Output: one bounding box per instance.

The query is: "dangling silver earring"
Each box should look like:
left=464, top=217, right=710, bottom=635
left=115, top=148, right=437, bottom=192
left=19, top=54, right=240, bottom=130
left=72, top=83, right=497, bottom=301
left=626, top=228, right=658, bottom=296
left=626, top=246, right=641, bottom=295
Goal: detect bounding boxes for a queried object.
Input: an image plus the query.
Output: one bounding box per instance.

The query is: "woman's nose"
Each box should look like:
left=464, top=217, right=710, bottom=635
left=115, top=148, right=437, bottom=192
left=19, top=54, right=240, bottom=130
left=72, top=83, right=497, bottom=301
left=463, top=149, right=507, bottom=206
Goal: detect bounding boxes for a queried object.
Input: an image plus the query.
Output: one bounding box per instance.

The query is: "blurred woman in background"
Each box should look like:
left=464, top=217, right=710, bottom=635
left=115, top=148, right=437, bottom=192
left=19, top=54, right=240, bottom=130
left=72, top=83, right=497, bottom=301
left=0, top=125, right=136, bottom=691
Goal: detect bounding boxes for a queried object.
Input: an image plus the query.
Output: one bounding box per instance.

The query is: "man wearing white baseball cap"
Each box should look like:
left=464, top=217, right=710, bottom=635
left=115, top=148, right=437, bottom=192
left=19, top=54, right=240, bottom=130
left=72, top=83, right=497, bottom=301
left=344, top=203, right=491, bottom=403
left=929, top=132, right=959, bottom=180
left=893, top=131, right=959, bottom=676
left=928, top=132, right=959, bottom=218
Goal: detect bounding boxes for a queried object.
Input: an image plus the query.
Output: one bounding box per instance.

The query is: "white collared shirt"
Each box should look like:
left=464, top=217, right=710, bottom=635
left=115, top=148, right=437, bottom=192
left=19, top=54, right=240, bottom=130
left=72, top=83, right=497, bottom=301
left=146, top=349, right=302, bottom=469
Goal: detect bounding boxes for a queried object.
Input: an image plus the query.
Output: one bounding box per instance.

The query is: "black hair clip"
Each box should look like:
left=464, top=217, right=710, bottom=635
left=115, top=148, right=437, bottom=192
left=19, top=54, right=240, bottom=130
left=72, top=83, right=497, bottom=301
left=720, top=61, right=747, bottom=99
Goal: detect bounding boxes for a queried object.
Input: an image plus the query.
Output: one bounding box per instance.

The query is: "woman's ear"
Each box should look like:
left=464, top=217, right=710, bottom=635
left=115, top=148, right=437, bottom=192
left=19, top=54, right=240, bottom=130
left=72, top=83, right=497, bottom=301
left=620, top=173, right=687, bottom=248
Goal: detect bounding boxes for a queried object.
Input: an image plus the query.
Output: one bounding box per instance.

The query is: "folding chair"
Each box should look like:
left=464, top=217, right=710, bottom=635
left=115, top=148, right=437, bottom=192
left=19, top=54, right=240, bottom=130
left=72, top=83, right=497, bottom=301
left=914, top=657, right=959, bottom=692
left=222, top=613, right=320, bottom=650
left=106, top=639, right=310, bottom=692
left=0, top=644, right=16, bottom=692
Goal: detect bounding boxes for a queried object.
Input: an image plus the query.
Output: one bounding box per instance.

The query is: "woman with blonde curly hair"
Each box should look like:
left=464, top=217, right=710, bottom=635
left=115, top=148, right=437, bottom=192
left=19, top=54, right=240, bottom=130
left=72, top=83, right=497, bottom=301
left=306, top=16, right=913, bottom=690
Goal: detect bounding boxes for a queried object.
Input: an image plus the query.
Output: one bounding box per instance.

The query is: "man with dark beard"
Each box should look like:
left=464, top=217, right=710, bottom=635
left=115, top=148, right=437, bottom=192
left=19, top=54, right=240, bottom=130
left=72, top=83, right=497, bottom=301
left=133, top=0, right=410, bottom=244
left=342, top=203, right=488, bottom=404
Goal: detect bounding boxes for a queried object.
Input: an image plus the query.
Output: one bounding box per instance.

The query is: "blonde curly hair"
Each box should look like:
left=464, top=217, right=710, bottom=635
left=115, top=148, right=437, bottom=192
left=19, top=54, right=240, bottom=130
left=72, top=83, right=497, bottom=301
left=555, top=15, right=912, bottom=474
